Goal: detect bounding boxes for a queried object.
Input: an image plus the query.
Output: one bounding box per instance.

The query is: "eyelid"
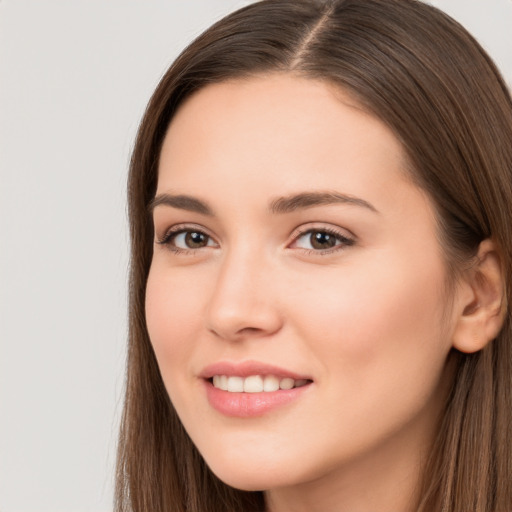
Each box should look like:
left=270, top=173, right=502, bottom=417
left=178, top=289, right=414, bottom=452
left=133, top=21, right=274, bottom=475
left=287, top=223, right=356, bottom=254
left=156, top=223, right=218, bottom=250
left=155, top=222, right=355, bottom=256
left=289, top=223, right=355, bottom=241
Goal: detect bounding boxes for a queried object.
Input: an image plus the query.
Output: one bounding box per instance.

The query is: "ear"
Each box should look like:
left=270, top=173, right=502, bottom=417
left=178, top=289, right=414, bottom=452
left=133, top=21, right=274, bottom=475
left=452, top=239, right=506, bottom=354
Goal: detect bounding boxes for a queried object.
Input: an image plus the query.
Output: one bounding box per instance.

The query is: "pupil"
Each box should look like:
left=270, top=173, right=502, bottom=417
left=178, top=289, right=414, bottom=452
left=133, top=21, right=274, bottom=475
left=185, top=232, right=207, bottom=248
left=311, top=231, right=336, bottom=249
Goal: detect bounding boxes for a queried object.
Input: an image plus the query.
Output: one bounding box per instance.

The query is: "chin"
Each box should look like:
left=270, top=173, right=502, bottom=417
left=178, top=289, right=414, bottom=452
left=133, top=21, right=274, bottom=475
left=211, top=468, right=279, bottom=492
left=204, top=453, right=299, bottom=492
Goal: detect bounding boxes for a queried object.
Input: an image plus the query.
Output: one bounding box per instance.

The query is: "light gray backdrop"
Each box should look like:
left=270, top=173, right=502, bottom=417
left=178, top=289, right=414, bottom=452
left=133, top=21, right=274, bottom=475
left=1, top=1, right=511, bottom=511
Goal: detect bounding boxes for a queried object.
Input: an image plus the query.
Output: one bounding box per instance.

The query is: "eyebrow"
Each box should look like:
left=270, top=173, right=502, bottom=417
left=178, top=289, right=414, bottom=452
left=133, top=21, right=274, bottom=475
left=149, top=190, right=378, bottom=216
left=269, top=191, right=378, bottom=214
left=148, top=193, right=215, bottom=215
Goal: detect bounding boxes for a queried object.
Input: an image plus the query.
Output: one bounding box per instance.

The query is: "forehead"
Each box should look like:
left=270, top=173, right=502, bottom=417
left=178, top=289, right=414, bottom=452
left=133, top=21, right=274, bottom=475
left=158, top=74, right=409, bottom=195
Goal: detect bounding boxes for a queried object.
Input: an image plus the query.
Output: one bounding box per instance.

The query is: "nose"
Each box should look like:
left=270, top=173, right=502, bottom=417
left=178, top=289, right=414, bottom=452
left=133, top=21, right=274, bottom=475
left=205, top=248, right=283, bottom=342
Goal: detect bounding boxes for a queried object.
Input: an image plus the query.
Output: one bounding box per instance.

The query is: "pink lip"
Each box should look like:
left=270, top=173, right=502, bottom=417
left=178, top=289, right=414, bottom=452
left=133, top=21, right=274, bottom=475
left=200, top=360, right=313, bottom=418
left=199, top=360, right=311, bottom=380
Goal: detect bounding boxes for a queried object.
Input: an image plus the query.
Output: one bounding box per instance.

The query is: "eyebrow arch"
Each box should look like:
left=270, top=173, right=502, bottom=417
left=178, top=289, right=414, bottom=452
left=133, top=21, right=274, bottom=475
left=269, top=191, right=378, bottom=214
left=149, top=190, right=378, bottom=216
left=148, top=193, right=215, bottom=216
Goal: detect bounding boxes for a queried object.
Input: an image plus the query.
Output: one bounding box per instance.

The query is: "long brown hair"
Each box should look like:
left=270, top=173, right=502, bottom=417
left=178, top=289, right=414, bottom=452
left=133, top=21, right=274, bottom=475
left=116, top=1, right=512, bottom=510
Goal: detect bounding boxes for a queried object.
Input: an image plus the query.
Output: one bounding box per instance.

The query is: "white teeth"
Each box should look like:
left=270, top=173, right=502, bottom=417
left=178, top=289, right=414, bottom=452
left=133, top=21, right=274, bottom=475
left=213, top=375, right=228, bottom=390
left=279, top=377, right=295, bottom=390
left=244, top=375, right=263, bottom=393
left=219, top=375, right=228, bottom=390
left=227, top=376, right=244, bottom=392
left=212, top=374, right=309, bottom=392
left=263, top=375, right=280, bottom=392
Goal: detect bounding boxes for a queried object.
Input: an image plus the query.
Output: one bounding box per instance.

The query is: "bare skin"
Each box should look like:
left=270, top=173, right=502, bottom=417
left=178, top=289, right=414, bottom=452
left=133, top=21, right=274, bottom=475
left=145, top=74, right=503, bottom=512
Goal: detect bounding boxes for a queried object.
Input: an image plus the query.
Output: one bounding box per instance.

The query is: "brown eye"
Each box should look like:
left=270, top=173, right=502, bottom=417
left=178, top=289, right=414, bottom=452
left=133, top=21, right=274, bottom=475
left=292, top=228, right=354, bottom=253
left=183, top=231, right=209, bottom=248
left=309, top=231, right=338, bottom=249
left=159, top=228, right=217, bottom=252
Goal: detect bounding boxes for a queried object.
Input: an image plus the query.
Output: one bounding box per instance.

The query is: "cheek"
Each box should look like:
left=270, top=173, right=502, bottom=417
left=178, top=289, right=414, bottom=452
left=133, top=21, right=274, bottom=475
left=145, top=264, right=206, bottom=382
left=290, top=250, right=450, bottom=382
left=281, top=253, right=452, bottom=458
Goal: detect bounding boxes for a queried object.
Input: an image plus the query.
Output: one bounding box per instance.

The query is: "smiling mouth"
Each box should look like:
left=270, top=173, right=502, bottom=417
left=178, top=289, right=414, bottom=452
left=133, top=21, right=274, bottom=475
left=210, top=375, right=312, bottom=393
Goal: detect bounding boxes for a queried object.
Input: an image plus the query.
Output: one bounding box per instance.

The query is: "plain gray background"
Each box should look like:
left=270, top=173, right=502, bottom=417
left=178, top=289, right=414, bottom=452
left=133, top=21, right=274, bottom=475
left=0, top=1, right=511, bottom=511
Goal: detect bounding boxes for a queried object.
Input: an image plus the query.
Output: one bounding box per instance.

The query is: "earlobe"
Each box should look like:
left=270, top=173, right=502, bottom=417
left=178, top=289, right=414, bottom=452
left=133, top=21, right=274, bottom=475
left=452, top=239, right=506, bottom=354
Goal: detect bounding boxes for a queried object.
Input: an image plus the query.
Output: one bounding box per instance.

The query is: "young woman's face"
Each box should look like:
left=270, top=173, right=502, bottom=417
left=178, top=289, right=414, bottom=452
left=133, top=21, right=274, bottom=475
left=146, top=75, right=457, bottom=496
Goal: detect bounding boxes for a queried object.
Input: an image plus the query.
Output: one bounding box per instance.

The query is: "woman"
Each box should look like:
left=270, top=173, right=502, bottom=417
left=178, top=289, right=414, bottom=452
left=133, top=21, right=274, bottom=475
left=116, top=0, right=512, bottom=511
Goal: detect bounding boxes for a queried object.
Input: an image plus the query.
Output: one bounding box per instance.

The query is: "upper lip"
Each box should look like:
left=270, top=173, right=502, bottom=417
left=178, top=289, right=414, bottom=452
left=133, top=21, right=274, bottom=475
left=199, top=360, right=312, bottom=381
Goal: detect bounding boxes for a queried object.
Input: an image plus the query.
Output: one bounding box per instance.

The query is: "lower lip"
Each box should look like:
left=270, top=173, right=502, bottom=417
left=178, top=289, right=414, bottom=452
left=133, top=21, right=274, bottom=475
left=204, top=380, right=311, bottom=418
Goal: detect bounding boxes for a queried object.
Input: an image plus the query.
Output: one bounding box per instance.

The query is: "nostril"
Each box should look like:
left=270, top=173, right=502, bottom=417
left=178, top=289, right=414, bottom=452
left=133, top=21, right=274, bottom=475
left=239, top=327, right=263, bottom=335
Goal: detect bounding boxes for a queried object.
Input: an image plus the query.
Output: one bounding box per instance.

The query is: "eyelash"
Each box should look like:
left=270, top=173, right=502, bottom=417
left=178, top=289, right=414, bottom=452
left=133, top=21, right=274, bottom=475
left=291, top=226, right=355, bottom=255
left=156, top=224, right=355, bottom=256
left=156, top=224, right=216, bottom=256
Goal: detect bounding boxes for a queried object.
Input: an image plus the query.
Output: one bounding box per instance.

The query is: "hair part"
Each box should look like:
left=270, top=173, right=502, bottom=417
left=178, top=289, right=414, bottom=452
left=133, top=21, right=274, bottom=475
left=117, top=1, right=512, bottom=510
